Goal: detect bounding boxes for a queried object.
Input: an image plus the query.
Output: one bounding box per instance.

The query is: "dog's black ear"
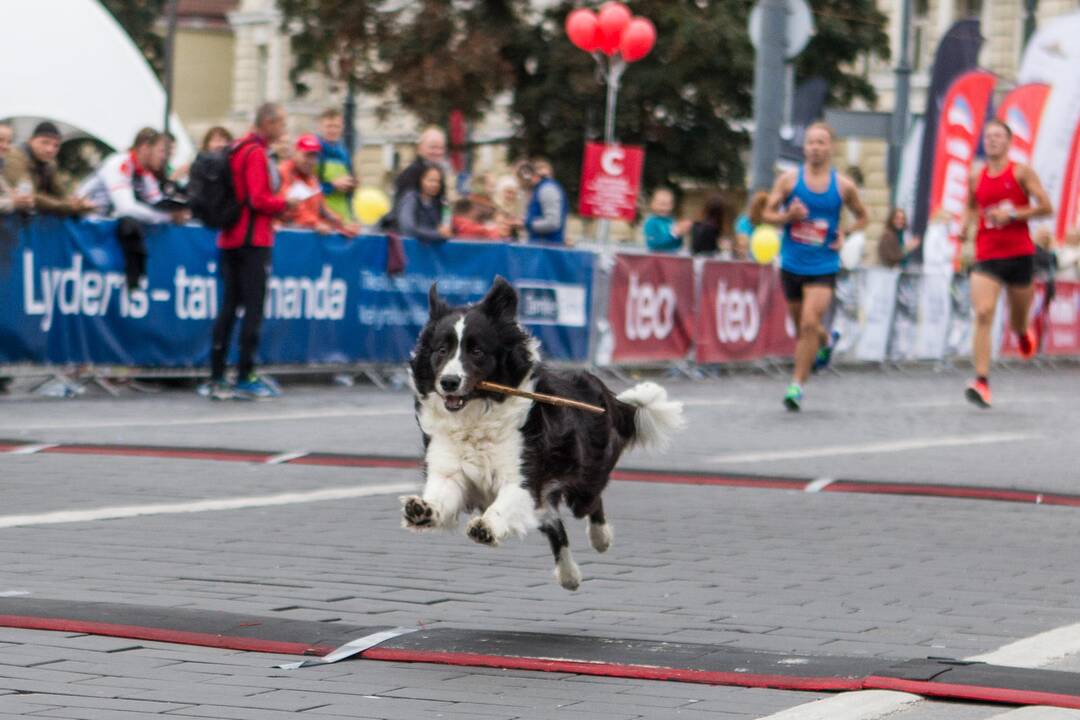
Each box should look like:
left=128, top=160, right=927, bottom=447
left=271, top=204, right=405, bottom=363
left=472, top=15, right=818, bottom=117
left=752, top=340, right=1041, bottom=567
left=428, top=283, right=450, bottom=321
left=481, top=276, right=517, bottom=322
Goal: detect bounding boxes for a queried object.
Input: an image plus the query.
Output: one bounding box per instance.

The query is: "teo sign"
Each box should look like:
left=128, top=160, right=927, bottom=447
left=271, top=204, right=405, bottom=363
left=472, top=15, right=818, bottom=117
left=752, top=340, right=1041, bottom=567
left=579, top=142, right=645, bottom=222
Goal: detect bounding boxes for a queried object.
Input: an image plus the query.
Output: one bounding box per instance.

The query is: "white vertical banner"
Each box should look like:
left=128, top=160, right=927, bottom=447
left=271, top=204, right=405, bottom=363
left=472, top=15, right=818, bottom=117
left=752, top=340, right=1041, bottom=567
left=913, top=271, right=953, bottom=360
left=1019, top=11, right=1080, bottom=236
left=854, top=268, right=901, bottom=361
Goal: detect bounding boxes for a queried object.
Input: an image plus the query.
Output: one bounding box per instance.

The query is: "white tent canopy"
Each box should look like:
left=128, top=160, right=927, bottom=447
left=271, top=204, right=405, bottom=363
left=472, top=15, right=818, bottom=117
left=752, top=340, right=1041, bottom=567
left=0, top=0, right=194, bottom=164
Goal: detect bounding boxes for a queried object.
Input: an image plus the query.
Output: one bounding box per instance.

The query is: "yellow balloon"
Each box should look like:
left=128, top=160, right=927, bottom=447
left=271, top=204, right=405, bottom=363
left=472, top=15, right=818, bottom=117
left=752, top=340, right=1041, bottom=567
left=750, top=224, right=781, bottom=264
left=352, top=187, right=391, bottom=226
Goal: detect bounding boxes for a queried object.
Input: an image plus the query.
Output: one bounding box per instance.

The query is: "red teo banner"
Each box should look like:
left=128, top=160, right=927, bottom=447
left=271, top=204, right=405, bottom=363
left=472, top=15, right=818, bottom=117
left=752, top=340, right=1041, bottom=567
left=579, top=142, right=644, bottom=221
left=1000, top=281, right=1080, bottom=357
left=1056, top=120, right=1080, bottom=241
left=928, top=70, right=998, bottom=226
left=695, top=262, right=794, bottom=364
left=995, top=83, right=1051, bottom=167
left=607, top=253, right=695, bottom=362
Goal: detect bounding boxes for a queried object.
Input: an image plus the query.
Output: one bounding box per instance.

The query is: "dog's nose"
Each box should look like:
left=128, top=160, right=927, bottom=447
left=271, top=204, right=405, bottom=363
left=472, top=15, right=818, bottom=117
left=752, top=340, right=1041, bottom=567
left=440, top=375, right=462, bottom=393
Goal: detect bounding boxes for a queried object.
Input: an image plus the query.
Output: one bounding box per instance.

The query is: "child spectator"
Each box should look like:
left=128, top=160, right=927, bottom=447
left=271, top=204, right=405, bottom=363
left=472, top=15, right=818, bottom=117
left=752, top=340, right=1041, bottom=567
left=690, top=194, right=727, bottom=256
left=452, top=196, right=508, bottom=240
left=278, top=134, right=359, bottom=235
left=734, top=190, right=769, bottom=259
left=642, top=187, right=691, bottom=252
left=316, top=108, right=357, bottom=221
left=201, top=126, right=234, bottom=153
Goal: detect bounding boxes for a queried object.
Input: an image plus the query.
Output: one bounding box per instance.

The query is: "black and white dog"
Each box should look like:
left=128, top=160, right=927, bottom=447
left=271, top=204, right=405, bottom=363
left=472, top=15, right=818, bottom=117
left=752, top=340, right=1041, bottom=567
left=402, top=277, right=684, bottom=590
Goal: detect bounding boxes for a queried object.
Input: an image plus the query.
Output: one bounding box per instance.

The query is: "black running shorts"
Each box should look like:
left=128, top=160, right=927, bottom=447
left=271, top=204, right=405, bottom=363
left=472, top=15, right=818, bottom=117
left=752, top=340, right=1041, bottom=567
left=780, top=269, right=837, bottom=302
left=972, top=255, right=1035, bottom=287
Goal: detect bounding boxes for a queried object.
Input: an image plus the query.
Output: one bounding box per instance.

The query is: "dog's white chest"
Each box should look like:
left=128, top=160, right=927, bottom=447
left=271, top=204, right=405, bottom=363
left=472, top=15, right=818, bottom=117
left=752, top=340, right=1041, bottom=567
left=418, top=394, right=533, bottom=502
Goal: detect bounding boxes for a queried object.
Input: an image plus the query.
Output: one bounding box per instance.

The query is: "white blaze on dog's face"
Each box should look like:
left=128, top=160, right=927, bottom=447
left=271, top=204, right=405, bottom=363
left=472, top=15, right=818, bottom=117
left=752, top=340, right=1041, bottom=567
left=424, top=279, right=517, bottom=413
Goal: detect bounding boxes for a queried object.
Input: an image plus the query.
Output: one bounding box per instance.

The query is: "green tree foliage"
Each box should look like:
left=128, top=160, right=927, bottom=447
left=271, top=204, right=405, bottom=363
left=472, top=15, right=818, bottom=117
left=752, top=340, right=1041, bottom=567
left=365, top=0, right=526, bottom=124
left=101, top=0, right=168, bottom=78
left=276, top=0, right=387, bottom=95
left=277, top=0, right=889, bottom=193
left=278, top=0, right=525, bottom=123
left=508, top=0, right=890, bottom=197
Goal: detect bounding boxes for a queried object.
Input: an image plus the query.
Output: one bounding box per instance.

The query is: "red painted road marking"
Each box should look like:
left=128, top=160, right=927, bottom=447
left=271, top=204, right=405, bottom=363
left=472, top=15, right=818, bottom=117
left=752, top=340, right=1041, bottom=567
left=5, top=441, right=1080, bottom=509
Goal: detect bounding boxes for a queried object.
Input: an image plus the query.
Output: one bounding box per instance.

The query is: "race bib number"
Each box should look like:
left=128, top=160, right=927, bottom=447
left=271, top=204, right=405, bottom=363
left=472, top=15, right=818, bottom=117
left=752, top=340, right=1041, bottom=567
left=790, top=219, right=830, bottom=246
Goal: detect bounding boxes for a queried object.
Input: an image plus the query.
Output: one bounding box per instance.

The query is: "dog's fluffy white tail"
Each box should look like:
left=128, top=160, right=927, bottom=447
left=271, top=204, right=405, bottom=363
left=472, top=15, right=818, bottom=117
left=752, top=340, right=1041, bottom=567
left=616, top=381, right=685, bottom=452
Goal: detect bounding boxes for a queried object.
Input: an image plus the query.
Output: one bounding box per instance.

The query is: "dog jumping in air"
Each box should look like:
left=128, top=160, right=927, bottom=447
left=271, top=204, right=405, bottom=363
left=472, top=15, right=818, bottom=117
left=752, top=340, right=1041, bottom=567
left=402, top=277, right=684, bottom=590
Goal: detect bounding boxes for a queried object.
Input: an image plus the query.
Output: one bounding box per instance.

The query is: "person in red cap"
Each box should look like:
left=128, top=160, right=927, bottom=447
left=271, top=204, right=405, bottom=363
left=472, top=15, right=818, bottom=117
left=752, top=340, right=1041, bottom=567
left=277, top=133, right=359, bottom=235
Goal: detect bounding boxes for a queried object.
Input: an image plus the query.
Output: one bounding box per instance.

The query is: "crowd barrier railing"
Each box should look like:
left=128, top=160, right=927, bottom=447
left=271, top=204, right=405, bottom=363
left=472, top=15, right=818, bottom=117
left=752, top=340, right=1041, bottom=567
left=0, top=216, right=594, bottom=372
left=3, top=217, right=1078, bottom=382
left=595, top=249, right=1080, bottom=367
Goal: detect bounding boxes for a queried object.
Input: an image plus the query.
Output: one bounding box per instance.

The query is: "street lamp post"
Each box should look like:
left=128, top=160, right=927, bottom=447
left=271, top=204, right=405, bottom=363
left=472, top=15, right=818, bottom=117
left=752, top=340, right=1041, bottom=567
left=749, top=0, right=787, bottom=191
left=888, top=0, right=913, bottom=195
left=162, top=0, right=179, bottom=136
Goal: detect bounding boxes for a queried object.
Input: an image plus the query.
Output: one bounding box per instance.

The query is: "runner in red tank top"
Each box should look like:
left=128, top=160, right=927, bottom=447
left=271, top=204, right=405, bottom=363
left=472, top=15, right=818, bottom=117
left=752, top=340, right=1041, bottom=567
left=963, top=119, right=1053, bottom=408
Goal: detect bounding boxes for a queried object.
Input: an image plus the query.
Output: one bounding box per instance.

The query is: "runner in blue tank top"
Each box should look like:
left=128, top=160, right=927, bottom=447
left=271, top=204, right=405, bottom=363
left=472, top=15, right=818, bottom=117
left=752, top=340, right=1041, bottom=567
left=762, top=122, right=868, bottom=411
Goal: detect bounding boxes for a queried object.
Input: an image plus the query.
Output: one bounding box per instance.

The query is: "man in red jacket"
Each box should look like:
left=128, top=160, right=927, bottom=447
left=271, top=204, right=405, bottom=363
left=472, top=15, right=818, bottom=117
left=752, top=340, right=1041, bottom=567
left=208, top=102, right=296, bottom=400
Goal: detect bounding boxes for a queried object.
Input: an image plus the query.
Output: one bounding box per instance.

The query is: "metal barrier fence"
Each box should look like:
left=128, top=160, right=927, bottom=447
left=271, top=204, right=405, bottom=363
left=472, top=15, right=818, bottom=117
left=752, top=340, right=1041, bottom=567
left=3, top=218, right=1078, bottom=391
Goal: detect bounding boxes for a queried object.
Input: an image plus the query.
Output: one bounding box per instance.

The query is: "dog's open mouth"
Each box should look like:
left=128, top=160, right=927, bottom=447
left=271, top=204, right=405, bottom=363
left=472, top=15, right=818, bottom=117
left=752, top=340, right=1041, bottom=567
left=444, top=394, right=468, bottom=412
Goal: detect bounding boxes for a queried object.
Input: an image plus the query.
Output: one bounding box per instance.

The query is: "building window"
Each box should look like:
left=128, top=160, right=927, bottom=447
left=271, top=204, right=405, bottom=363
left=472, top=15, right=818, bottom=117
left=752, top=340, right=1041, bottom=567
left=912, top=0, right=930, bottom=72
left=256, top=44, right=269, bottom=106
left=957, top=0, right=983, bottom=18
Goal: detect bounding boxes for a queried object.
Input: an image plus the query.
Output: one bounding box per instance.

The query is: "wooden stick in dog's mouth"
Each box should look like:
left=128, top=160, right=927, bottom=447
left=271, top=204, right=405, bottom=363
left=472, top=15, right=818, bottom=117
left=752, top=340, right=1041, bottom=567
left=477, top=381, right=606, bottom=414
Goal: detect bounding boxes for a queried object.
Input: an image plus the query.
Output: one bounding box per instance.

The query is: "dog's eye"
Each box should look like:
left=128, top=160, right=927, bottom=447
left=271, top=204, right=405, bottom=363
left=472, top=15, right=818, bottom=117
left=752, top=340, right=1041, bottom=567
left=435, top=346, right=448, bottom=357
left=470, top=347, right=484, bottom=358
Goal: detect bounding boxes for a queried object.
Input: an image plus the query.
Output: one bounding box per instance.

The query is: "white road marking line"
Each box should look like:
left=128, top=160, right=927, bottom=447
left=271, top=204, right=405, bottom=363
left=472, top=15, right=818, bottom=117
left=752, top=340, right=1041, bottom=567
left=804, top=478, right=835, bottom=493
left=984, top=707, right=1080, bottom=719
left=4, top=443, right=58, bottom=455
left=755, top=621, right=1080, bottom=719
left=968, top=623, right=1080, bottom=667
left=265, top=451, right=309, bottom=465
left=0, top=407, right=411, bottom=432
left=675, top=398, right=746, bottom=407
left=755, top=690, right=923, bottom=720
left=0, top=482, right=414, bottom=529
left=709, top=432, right=1034, bottom=465
left=898, top=396, right=1061, bottom=409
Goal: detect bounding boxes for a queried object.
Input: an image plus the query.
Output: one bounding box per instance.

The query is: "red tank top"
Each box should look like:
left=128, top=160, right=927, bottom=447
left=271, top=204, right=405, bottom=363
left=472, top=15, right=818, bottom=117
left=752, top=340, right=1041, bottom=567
left=973, top=162, right=1033, bottom=261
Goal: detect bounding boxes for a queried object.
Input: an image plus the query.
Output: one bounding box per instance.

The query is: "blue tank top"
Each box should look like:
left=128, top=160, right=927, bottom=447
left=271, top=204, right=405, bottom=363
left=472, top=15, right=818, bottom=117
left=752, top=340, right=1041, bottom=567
left=781, top=167, right=842, bottom=276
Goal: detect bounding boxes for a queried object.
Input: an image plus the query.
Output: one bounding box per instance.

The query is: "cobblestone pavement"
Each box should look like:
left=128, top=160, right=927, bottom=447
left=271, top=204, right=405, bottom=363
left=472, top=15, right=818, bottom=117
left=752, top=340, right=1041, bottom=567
left=0, top=367, right=1078, bottom=718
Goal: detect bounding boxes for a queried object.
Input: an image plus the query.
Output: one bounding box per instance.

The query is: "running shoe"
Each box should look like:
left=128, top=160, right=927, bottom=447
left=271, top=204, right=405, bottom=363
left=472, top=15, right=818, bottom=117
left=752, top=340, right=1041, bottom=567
left=1017, top=327, right=1038, bottom=361
left=205, top=380, right=235, bottom=401
left=233, top=375, right=281, bottom=400
left=812, top=330, right=841, bottom=373
left=964, top=378, right=992, bottom=409
left=783, top=383, right=803, bottom=412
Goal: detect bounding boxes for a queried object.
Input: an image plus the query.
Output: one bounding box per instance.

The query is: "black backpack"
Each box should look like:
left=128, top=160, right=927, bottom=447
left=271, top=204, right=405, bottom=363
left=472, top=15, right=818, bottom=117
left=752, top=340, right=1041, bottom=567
left=187, top=140, right=255, bottom=229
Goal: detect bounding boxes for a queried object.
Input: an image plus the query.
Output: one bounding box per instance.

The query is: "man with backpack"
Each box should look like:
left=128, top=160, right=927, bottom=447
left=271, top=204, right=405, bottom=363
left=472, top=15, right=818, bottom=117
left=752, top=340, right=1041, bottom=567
left=191, top=102, right=295, bottom=400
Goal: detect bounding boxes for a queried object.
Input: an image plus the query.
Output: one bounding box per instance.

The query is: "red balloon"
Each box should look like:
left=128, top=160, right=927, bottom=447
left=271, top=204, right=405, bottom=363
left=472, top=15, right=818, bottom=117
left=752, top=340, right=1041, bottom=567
left=565, top=8, right=600, bottom=53
left=597, top=2, right=632, bottom=56
left=619, top=17, right=656, bottom=63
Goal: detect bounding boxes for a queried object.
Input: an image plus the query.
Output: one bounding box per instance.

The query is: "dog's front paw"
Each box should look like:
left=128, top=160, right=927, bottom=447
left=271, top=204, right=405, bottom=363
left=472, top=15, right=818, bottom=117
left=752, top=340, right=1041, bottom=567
left=466, top=517, right=498, bottom=547
left=401, top=495, right=435, bottom=530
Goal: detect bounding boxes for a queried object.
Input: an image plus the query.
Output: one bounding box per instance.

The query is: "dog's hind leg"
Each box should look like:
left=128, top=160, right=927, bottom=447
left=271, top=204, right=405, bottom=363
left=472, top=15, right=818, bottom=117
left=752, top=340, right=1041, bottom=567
left=539, top=509, right=582, bottom=591
left=586, top=499, right=614, bottom=553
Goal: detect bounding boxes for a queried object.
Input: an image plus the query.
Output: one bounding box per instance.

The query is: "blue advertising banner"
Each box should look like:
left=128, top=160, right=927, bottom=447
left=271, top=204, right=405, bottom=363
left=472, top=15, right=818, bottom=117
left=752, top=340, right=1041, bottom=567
left=0, top=217, right=593, bottom=367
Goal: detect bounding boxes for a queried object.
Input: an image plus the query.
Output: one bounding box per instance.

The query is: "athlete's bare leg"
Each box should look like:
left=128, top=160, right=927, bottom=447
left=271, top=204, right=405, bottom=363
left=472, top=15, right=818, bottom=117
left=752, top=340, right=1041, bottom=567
left=1005, top=282, right=1035, bottom=337
left=792, top=285, right=833, bottom=385
left=970, top=271, right=1003, bottom=378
